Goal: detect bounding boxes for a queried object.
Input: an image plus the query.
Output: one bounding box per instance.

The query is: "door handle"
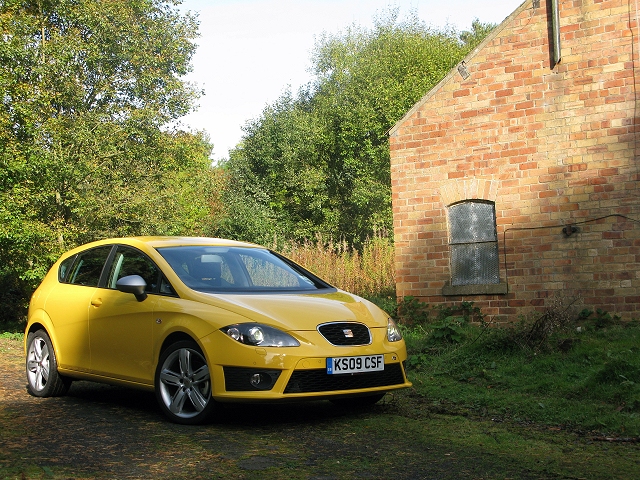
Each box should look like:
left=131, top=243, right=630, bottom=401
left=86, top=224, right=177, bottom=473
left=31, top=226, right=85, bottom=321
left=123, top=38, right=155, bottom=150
left=91, top=298, right=103, bottom=307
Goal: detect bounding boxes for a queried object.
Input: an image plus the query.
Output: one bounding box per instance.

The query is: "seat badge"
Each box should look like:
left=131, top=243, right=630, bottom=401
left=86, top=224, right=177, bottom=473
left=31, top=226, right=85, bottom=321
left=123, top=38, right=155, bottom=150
left=342, top=329, right=354, bottom=338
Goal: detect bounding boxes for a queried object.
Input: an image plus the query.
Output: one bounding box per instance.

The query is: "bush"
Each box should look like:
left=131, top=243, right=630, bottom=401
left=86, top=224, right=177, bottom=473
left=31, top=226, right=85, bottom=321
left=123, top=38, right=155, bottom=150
left=480, top=295, right=590, bottom=354
left=0, top=273, right=30, bottom=333
left=397, top=296, right=430, bottom=325
left=401, top=300, right=487, bottom=371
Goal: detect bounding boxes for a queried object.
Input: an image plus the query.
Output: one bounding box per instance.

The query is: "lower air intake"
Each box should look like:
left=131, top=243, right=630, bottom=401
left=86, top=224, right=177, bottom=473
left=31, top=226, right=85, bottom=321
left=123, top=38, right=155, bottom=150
left=284, top=363, right=405, bottom=394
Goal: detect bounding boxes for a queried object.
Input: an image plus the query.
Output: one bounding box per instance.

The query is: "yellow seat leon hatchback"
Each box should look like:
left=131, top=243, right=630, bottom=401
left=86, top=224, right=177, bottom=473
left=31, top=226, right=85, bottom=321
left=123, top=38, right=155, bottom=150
left=25, top=237, right=411, bottom=424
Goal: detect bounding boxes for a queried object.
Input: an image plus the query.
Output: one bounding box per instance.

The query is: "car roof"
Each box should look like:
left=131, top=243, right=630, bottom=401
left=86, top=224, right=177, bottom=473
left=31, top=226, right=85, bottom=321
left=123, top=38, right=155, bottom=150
left=129, top=236, right=261, bottom=249
left=64, top=236, right=262, bottom=256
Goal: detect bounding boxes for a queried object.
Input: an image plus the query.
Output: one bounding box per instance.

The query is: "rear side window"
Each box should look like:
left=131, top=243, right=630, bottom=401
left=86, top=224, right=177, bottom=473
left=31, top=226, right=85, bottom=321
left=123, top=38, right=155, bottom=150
left=58, top=256, right=76, bottom=282
left=65, top=246, right=113, bottom=287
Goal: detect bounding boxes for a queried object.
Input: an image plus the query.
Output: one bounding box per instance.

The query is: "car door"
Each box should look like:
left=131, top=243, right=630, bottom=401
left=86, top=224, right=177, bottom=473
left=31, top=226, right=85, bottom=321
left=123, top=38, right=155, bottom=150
left=43, top=245, right=113, bottom=372
left=88, top=246, right=160, bottom=384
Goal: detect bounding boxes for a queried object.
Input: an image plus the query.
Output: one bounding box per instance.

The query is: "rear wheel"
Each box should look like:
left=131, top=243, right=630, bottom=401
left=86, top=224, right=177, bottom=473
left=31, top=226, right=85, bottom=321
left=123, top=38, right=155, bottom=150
left=26, top=329, right=71, bottom=397
left=155, top=340, right=215, bottom=424
left=330, top=392, right=386, bottom=408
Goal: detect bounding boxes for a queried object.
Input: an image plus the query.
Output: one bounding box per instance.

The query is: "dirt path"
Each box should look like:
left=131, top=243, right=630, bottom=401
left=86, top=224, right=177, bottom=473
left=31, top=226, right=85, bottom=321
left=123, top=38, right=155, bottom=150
left=0, top=337, right=575, bottom=479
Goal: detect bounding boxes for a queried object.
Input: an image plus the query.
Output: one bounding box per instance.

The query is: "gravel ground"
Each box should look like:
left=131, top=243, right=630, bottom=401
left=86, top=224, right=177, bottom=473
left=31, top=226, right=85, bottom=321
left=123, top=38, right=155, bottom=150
left=1, top=337, right=548, bottom=479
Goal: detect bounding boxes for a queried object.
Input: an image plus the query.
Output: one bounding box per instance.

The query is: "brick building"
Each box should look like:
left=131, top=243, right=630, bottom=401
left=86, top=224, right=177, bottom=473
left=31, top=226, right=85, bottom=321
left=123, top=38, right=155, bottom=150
left=389, top=0, right=640, bottom=323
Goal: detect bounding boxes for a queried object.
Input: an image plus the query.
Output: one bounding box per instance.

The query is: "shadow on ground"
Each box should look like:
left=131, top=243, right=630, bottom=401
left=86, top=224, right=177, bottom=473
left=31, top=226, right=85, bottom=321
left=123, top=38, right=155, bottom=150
left=0, top=338, right=551, bottom=479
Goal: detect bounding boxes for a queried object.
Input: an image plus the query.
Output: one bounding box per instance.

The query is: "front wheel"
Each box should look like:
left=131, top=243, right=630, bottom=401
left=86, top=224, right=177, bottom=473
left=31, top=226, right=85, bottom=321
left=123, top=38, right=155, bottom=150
left=26, top=329, right=71, bottom=397
left=155, top=340, right=215, bottom=424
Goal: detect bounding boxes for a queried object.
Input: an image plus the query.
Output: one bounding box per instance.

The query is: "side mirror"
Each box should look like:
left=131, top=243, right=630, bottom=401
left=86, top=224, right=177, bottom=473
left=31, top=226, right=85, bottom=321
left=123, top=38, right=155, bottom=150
left=116, top=275, right=148, bottom=302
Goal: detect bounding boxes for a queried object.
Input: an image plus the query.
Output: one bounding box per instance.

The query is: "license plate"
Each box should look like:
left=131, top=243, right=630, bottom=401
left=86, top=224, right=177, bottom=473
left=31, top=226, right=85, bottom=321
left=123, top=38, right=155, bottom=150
left=326, top=355, right=384, bottom=374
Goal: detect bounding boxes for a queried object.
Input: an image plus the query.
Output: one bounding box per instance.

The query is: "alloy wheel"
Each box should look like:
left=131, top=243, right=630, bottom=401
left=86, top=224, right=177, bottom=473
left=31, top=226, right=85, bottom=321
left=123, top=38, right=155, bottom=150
left=157, top=344, right=211, bottom=422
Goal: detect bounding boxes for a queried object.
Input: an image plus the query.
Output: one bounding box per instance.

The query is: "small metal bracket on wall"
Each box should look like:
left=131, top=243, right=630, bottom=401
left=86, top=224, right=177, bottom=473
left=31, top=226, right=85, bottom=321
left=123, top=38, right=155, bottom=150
left=562, top=224, right=578, bottom=237
left=457, top=61, right=470, bottom=80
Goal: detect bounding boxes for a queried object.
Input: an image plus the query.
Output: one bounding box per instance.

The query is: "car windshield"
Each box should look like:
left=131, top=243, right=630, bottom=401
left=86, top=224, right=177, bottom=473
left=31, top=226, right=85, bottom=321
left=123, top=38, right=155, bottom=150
left=156, top=246, right=333, bottom=293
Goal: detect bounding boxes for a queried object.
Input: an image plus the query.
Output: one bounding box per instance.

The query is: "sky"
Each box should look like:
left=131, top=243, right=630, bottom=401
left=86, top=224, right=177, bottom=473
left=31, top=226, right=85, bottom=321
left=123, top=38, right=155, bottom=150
left=176, top=0, right=525, bottom=160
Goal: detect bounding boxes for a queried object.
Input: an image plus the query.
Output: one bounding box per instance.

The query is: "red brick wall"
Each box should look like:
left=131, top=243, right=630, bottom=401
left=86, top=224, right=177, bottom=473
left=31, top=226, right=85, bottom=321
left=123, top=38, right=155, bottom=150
left=389, top=0, right=640, bottom=322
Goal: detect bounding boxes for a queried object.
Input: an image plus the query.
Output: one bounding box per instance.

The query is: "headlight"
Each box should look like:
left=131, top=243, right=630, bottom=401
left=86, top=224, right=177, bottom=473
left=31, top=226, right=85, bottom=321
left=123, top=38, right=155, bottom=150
left=221, top=323, right=300, bottom=347
left=387, top=318, right=402, bottom=342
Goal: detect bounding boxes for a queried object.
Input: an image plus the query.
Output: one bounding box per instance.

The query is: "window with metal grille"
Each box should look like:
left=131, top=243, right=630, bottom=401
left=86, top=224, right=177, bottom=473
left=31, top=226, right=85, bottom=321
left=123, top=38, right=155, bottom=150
left=448, top=201, right=499, bottom=286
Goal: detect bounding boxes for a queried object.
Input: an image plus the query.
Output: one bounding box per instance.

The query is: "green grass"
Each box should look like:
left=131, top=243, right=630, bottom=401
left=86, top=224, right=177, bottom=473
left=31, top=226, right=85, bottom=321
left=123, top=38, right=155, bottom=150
left=404, top=318, right=640, bottom=437
left=2, top=325, right=639, bottom=478
left=0, top=331, right=23, bottom=341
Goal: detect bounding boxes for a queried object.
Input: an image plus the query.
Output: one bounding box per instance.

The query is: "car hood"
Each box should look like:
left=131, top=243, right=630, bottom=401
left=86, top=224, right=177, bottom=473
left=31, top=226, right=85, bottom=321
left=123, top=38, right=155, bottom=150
left=192, top=290, right=387, bottom=331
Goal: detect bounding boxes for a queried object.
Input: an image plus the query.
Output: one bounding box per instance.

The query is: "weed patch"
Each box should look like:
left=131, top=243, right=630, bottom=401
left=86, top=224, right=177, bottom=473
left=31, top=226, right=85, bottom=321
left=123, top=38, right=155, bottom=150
left=0, top=331, right=24, bottom=341
left=278, top=233, right=395, bottom=299
left=401, top=298, right=640, bottom=436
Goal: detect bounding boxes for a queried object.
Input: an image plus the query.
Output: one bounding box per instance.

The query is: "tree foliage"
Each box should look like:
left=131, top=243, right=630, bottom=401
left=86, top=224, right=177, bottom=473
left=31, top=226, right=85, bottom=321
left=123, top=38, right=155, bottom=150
left=220, top=10, right=494, bottom=246
left=459, top=18, right=496, bottom=49
left=0, top=0, right=215, bottom=326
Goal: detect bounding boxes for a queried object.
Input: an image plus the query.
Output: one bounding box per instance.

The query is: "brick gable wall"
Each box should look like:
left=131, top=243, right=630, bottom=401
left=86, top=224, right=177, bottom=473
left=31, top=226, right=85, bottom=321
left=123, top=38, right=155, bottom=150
left=389, top=0, right=640, bottom=322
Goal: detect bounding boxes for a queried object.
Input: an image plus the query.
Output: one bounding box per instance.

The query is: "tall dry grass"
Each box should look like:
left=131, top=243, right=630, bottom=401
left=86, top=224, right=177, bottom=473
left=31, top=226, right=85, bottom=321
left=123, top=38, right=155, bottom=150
left=277, top=234, right=396, bottom=298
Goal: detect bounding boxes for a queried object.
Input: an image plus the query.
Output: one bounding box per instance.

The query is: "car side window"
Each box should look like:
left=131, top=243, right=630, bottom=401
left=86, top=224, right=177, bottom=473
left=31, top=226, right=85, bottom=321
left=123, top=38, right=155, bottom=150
left=107, top=246, right=176, bottom=295
left=66, top=246, right=113, bottom=287
left=159, top=277, right=176, bottom=295
left=58, top=255, right=76, bottom=282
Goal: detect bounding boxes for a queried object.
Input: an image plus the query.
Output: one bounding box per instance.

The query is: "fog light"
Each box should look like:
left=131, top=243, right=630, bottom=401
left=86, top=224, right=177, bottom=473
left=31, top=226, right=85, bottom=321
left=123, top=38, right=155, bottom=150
left=250, top=372, right=272, bottom=390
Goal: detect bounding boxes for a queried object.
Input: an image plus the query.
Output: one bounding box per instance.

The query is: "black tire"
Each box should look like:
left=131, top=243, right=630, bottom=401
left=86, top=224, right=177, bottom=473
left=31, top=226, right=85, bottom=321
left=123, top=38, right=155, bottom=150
left=155, top=340, right=215, bottom=424
left=330, top=392, right=386, bottom=408
left=25, top=329, right=71, bottom=397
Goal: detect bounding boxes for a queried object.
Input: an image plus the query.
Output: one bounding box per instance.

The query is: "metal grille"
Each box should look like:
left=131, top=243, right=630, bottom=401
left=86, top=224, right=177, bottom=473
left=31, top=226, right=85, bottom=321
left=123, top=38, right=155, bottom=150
left=448, top=201, right=499, bottom=286
left=450, top=243, right=500, bottom=285
left=449, top=201, right=496, bottom=243
left=283, top=364, right=405, bottom=394
left=317, top=322, right=371, bottom=346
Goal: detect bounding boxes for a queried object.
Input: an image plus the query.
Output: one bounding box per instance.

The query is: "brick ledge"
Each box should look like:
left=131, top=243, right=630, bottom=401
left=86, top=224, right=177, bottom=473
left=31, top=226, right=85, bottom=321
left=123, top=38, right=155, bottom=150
left=442, top=283, right=508, bottom=296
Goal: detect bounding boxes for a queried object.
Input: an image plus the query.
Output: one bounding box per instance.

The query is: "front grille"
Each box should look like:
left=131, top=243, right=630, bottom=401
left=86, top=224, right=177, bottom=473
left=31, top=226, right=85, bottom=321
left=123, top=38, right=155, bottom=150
left=317, top=322, right=371, bottom=346
left=284, top=363, right=405, bottom=394
left=223, top=367, right=281, bottom=391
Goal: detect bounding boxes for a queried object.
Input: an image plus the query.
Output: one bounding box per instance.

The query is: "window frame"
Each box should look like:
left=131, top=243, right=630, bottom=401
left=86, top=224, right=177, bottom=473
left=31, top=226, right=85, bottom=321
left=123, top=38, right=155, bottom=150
left=58, top=244, right=177, bottom=296
left=61, top=246, right=113, bottom=288
left=443, top=200, right=507, bottom=296
left=105, top=245, right=177, bottom=297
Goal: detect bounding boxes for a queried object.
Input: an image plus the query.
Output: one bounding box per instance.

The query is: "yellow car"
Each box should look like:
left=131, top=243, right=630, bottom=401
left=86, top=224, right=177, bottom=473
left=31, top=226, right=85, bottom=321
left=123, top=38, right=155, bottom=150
left=25, top=237, right=411, bottom=424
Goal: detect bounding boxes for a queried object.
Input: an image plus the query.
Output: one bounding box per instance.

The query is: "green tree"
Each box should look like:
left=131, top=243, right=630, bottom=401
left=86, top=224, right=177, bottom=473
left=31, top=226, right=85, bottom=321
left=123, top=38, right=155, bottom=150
left=220, top=91, right=334, bottom=245
left=0, top=0, right=212, bottom=327
left=223, top=9, right=494, bottom=246
left=459, top=18, right=496, bottom=49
